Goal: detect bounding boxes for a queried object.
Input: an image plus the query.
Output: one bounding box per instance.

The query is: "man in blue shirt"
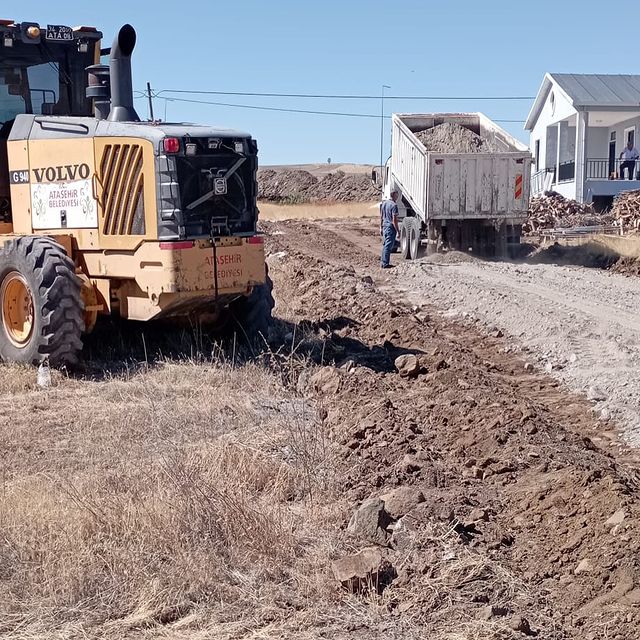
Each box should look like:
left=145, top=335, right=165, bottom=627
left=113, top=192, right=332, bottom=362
left=380, top=190, right=400, bottom=268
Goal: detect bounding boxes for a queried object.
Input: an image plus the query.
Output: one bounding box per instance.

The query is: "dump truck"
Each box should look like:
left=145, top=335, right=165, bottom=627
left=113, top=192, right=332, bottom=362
left=376, top=113, right=532, bottom=258
left=0, top=20, right=273, bottom=366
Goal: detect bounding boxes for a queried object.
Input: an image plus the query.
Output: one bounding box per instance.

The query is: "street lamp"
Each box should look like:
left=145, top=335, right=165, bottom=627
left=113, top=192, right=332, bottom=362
left=380, top=84, right=391, bottom=178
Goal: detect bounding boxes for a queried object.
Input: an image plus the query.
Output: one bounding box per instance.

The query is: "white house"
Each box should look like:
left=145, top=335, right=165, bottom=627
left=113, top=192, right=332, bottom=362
left=526, top=73, right=640, bottom=208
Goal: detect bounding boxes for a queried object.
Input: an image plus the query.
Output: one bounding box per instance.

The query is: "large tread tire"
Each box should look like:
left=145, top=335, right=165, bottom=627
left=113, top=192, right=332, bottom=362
left=400, top=220, right=411, bottom=260
left=0, top=237, right=84, bottom=366
left=232, top=268, right=275, bottom=340
left=408, top=217, right=422, bottom=260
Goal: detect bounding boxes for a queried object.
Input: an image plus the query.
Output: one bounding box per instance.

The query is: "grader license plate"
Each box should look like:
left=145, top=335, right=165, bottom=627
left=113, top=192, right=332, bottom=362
left=46, top=25, right=73, bottom=41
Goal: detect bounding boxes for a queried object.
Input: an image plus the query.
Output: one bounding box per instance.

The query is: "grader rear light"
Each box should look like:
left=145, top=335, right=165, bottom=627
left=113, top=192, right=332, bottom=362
left=26, top=26, right=40, bottom=38
left=163, top=137, right=180, bottom=154
left=159, top=241, right=194, bottom=250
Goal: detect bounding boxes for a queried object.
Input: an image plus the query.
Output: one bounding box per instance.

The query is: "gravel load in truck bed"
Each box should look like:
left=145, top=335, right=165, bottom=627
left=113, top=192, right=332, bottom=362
left=414, top=122, right=498, bottom=153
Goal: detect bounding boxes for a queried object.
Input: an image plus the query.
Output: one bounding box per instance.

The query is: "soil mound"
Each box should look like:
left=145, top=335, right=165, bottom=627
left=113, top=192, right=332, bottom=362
left=257, top=169, right=318, bottom=202
left=258, top=168, right=379, bottom=203
left=414, top=122, right=497, bottom=153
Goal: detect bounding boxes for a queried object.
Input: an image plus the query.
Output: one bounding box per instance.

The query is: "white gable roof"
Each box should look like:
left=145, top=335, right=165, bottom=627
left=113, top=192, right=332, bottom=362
left=526, top=73, right=640, bottom=130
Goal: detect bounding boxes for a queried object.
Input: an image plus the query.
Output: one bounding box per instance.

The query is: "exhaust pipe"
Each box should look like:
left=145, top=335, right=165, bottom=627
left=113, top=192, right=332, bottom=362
left=107, top=24, right=140, bottom=122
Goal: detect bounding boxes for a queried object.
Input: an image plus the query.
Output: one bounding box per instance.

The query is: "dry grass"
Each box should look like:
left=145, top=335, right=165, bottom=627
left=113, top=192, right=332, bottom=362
left=0, top=359, right=352, bottom=639
left=258, top=201, right=378, bottom=222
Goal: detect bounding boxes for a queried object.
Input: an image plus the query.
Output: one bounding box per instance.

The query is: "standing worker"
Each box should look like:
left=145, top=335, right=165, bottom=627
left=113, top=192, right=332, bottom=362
left=620, top=140, right=640, bottom=180
left=380, top=190, right=400, bottom=269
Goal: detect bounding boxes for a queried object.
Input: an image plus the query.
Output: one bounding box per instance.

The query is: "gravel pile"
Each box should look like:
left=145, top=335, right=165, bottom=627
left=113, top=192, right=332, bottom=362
left=414, top=122, right=497, bottom=153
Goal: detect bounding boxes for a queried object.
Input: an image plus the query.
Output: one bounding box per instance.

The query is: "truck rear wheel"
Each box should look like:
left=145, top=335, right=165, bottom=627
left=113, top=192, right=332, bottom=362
left=400, top=220, right=411, bottom=260
left=408, top=218, right=422, bottom=260
left=0, top=237, right=84, bottom=366
left=232, top=268, right=275, bottom=339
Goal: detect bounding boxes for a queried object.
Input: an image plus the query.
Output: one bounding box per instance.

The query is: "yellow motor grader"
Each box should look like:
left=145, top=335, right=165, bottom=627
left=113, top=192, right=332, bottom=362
left=0, top=20, right=273, bottom=365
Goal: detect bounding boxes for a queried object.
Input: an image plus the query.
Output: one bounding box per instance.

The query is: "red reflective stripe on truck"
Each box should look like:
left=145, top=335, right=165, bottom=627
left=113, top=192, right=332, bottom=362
left=515, top=174, right=523, bottom=200
left=247, top=236, right=264, bottom=244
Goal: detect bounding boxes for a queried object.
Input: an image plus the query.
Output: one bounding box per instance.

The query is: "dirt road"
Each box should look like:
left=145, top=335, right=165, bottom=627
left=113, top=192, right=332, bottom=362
left=263, top=217, right=640, bottom=639
left=303, top=217, right=640, bottom=447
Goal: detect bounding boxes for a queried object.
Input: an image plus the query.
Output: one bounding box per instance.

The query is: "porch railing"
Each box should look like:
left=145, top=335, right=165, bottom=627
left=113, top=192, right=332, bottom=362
left=557, top=160, right=575, bottom=182
left=531, top=168, right=554, bottom=196
left=586, top=158, right=640, bottom=180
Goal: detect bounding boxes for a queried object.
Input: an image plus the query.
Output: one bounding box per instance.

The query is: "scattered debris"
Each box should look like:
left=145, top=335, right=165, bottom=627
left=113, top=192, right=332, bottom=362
left=611, top=189, right=640, bottom=232
left=524, top=191, right=612, bottom=234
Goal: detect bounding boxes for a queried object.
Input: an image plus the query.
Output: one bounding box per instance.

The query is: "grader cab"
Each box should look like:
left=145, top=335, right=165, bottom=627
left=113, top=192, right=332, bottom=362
left=0, top=20, right=272, bottom=365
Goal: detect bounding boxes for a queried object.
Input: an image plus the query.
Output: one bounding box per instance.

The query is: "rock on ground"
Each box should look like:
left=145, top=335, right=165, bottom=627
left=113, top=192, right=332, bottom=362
left=331, top=547, right=393, bottom=594
left=381, top=486, right=425, bottom=520
left=347, top=497, right=391, bottom=545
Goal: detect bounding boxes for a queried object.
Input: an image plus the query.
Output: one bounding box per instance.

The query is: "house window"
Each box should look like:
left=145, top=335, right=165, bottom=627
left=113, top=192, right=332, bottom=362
left=611, top=131, right=616, bottom=142
left=550, top=91, right=555, bottom=115
left=534, top=139, right=540, bottom=171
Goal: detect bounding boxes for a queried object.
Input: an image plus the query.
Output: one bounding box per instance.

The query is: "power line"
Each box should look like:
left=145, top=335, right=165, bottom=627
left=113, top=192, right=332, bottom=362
left=158, top=95, right=385, bottom=119
left=153, top=89, right=534, bottom=101
left=148, top=95, right=525, bottom=123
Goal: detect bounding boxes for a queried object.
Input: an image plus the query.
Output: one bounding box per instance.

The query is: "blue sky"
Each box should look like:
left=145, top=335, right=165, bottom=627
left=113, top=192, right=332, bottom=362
left=17, top=0, right=632, bottom=164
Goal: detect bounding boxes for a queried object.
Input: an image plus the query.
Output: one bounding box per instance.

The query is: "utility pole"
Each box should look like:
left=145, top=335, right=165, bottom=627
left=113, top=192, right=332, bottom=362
left=146, top=81, right=155, bottom=121
left=380, top=84, right=391, bottom=175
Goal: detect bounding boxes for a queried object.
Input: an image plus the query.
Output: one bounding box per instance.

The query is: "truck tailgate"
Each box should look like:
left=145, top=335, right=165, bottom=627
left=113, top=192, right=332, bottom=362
left=427, top=153, right=530, bottom=221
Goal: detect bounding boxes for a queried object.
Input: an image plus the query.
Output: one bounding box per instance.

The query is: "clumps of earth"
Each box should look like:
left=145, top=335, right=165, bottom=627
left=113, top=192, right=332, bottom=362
left=414, top=122, right=498, bottom=153
left=258, top=168, right=379, bottom=203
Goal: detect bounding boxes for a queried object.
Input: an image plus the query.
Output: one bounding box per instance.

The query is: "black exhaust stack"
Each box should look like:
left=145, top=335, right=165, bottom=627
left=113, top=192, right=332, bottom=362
left=107, top=24, right=139, bottom=122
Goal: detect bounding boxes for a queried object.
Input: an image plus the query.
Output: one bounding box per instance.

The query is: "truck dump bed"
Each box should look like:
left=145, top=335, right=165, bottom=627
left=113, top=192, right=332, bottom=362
left=390, top=113, right=531, bottom=223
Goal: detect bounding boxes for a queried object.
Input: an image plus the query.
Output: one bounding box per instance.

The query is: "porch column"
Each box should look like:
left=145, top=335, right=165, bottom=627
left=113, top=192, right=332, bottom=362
left=556, top=120, right=569, bottom=182
left=556, top=123, right=562, bottom=186
left=575, top=110, right=588, bottom=203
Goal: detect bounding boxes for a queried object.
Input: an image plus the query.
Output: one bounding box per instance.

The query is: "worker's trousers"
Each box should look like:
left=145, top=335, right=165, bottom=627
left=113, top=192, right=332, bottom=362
left=381, top=225, right=397, bottom=267
left=620, top=160, right=636, bottom=180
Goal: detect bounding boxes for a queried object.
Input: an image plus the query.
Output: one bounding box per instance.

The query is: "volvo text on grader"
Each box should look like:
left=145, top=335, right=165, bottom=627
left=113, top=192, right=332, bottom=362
left=0, top=20, right=273, bottom=365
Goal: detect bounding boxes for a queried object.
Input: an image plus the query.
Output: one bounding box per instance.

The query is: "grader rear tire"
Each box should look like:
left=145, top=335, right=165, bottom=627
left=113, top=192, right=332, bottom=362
left=0, top=237, right=84, bottom=366
left=232, top=268, right=275, bottom=340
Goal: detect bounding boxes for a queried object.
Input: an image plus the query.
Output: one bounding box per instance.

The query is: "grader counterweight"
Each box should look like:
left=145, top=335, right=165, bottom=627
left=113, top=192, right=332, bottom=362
left=0, top=20, right=273, bottom=365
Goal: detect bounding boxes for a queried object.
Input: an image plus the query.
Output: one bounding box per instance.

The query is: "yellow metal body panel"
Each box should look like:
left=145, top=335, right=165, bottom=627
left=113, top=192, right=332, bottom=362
left=7, top=140, right=30, bottom=235
left=4, top=133, right=266, bottom=324
left=82, top=238, right=266, bottom=321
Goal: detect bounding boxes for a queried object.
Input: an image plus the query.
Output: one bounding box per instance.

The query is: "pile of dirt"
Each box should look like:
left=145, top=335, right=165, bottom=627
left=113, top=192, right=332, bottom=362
left=258, top=168, right=379, bottom=203
left=610, top=255, right=640, bottom=277
left=524, top=191, right=612, bottom=234
left=264, top=218, right=640, bottom=639
left=257, top=168, right=319, bottom=202
left=311, top=170, right=380, bottom=202
left=414, top=122, right=497, bottom=153
left=611, top=189, right=640, bottom=232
